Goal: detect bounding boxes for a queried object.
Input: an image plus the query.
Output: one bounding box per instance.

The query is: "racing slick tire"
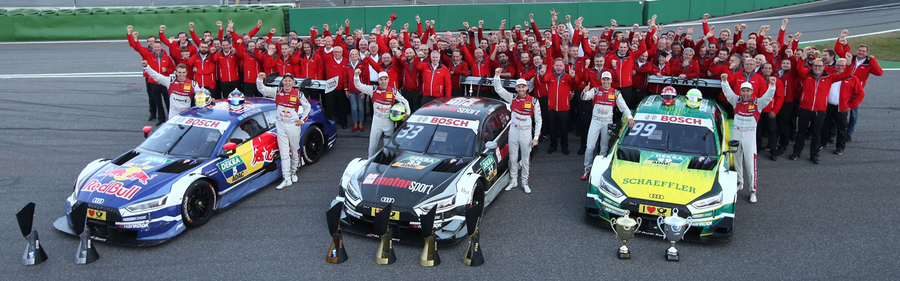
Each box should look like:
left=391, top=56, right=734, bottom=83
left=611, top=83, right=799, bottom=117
left=470, top=180, right=485, bottom=207
left=302, top=125, right=326, bottom=164
left=182, top=180, right=217, bottom=228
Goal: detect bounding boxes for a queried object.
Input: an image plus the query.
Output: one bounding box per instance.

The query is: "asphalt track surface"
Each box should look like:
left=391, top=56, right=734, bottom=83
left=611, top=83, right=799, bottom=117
left=1, top=0, right=898, bottom=279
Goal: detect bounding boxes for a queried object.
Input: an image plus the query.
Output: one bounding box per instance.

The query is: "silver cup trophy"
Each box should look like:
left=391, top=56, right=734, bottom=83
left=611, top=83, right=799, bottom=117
left=656, top=208, right=692, bottom=262
left=610, top=210, right=641, bottom=259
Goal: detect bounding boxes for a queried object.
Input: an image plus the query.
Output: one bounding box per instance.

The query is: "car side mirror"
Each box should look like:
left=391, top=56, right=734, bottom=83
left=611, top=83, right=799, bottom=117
left=607, top=123, right=618, bottom=136
left=484, top=141, right=498, bottom=155
left=220, top=142, right=237, bottom=157
left=724, top=140, right=739, bottom=155
left=142, top=126, right=152, bottom=139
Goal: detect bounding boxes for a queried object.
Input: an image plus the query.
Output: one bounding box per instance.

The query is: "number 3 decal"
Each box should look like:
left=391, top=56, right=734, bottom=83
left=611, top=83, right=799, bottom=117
left=395, top=125, right=424, bottom=139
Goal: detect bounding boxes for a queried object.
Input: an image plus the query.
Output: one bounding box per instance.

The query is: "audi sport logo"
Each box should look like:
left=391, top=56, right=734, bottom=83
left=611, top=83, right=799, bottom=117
left=381, top=197, right=395, bottom=203
left=92, top=197, right=105, bottom=204
left=649, top=193, right=665, bottom=200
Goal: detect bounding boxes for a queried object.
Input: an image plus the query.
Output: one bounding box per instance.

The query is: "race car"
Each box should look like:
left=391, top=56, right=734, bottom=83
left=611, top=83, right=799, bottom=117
left=332, top=97, right=511, bottom=245
left=54, top=97, right=336, bottom=246
left=585, top=94, right=739, bottom=243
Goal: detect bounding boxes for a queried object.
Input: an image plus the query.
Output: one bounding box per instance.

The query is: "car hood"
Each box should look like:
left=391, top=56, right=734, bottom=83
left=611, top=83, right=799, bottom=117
left=76, top=154, right=190, bottom=207
left=610, top=150, right=715, bottom=205
left=357, top=152, right=467, bottom=208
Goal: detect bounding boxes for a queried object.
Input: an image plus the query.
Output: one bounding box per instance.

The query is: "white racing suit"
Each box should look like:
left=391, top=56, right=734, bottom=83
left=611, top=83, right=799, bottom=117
left=580, top=87, right=632, bottom=173
left=494, top=76, right=542, bottom=187
left=722, top=81, right=775, bottom=193
left=144, top=65, right=200, bottom=116
left=355, top=76, right=410, bottom=157
left=257, top=78, right=312, bottom=180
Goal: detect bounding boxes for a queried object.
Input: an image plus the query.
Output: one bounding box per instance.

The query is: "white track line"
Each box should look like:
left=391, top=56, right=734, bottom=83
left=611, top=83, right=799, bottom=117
left=0, top=72, right=143, bottom=79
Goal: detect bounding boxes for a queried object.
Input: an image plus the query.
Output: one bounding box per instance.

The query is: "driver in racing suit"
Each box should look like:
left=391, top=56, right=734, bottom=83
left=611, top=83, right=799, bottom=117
left=721, top=74, right=777, bottom=203
left=579, top=71, right=635, bottom=181
left=354, top=70, right=411, bottom=157
left=256, top=72, right=312, bottom=190
left=493, top=68, right=542, bottom=194
left=142, top=60, right=200, bottom=119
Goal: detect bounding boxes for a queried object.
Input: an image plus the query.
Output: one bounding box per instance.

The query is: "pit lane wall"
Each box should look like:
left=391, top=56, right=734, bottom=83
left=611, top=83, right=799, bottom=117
left=0, top=6, right=288, bottom=42
left=289, top=0, right=817, bottom=36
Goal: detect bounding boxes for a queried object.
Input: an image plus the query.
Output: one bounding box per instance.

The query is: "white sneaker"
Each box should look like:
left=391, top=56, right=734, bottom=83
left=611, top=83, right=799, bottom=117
left=523, top=185, right=532, bottom=194
left=506, top=181, right=517, bottom=191
left=749, top=192, right=757, bottom=203
left=291, top=173, right=298, bottom=182
left=276, top=179, right=291, bottom=190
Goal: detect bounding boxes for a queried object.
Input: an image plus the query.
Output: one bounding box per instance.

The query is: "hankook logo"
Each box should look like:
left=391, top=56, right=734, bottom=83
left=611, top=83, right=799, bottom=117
left=380, top=197, right=395, bottom=203
left=649, top=193, right=665, bottom=200
left=92, top=197, right=105, bottom=204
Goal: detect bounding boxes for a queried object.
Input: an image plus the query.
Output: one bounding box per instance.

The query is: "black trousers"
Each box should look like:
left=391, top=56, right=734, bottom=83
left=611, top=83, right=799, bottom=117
left=402, top=89, right=422, bottom=113
left=308, top=89, right=325, bottom=102
left=578, top=98, right=592, bottom=151
left=421, top=96, right=439, bottom=108
left=632, top=87, right=648, bottom=108
left=793, top=108, right=826, bottom=159
left=325, top=89, right=348, bottom=127
left=760, top=112, right=778, bottom=151
left=211, top=84, right=222, bottom=100
left=775, top=101, right=794, bottom=152
left=617, top=86, right=637, bottom=110
left=242, top=82, right=261, bottom=98
left=145, top=78, right=157, bottom=118
left=547, top=110, right=570, bottom=150
left=538, top=95, right=549, bottom=141
left=451, top=88, right=465, bottom=97
left=148, top=82, right=168, bottom=121
left=822, top=104, right=848, bottom=151
left=219, top=81, right=240, bottom=97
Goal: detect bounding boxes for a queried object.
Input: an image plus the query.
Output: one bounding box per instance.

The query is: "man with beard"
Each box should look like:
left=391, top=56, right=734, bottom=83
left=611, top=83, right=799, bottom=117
left=442, top=49, right=470, bottom=97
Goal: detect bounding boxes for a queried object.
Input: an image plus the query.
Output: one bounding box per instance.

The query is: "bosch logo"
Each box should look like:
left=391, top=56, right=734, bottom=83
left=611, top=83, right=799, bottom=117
left=92, top=197, right=105, bottom=204
left=381, top=197, right=395, bottom=203
left=649, top=193, right=665, bottom=200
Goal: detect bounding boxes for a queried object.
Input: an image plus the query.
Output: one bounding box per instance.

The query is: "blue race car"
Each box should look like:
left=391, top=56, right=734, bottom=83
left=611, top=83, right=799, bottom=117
left=53, top=97, right=336, bottom=246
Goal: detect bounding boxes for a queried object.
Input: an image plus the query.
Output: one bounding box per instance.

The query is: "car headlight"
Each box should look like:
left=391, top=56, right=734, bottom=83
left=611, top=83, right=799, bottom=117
left=345, top=180, right=361, bottom=201
left=691, top=192, right=723, bottom=209
left=598, top=177, right=624, bottom=198
left=125, top=195, right=168, bottom=213
left=415, top=195, right=455, bottom=215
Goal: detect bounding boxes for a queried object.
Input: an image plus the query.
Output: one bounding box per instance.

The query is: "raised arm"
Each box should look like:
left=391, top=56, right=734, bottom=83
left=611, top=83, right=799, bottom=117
left=141, top=61, right=171, bottom=87
left=256, top=72, right=278, bottom=98
left=492, top=69, right=514, bottom=103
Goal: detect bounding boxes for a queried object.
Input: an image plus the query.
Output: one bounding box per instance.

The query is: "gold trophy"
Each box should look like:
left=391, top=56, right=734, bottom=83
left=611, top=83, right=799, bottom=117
left=462, top=203, right=484, bottom=266
left=373, top=203, right=397, bottom=265
left=419, top=208, right=441, bottom=267
left=325, top=202, right=348, bottom=264
left=610, top=210, right=642, bottom=259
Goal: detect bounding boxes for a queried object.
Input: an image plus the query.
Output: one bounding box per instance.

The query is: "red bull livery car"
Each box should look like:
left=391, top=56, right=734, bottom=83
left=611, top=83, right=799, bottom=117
left=54, top=97, right=336, bottom=246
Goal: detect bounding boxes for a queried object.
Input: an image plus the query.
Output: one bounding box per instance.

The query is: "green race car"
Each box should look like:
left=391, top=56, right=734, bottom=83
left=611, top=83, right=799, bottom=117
left=585, top=94, right=739, bottom=243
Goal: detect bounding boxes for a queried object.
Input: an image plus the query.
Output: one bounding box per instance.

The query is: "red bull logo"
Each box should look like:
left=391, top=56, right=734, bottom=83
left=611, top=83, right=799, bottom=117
left=100, top=167, right=157, bottom=185
left=251, top=133, right=276, bottom=166
left=81, top=180, right=142, bottom=200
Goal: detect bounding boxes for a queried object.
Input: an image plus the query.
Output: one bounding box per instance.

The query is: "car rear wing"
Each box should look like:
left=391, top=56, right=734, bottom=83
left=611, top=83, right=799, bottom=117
left=648, top=76, right=722, bottom=89
left=264, top=72, right=339, bottom=93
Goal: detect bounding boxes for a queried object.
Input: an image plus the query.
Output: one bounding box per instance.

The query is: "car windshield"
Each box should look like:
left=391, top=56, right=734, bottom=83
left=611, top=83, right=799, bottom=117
left=138, top=123, right=222, bottom=158
left=620, top=121, right=717, bottom=155
left=388, top=123, right=477, bottom=156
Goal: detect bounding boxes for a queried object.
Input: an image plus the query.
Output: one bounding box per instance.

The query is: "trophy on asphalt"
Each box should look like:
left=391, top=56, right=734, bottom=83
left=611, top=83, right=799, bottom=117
left=16, top=202, right=48, bottom=266
left=657, top=208, right=693, bottom=262
left=326, top=202, right=348, bottom=264
left=373, top=203, right=397, bottom=265
left=462, top=202, right=484, bottom=266
left=72, top=204, right=100, bottom=264
left=610, top=210, right=642, bottom=259
left=419, top=207, right=440, bottom=267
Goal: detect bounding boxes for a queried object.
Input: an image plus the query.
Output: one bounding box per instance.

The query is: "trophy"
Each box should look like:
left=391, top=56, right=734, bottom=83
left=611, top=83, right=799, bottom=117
left=610, top=210, right=642, bottom=259
left=373, top=203, right=397, bottom=265
left=16, top=202, right=48, bottom=266
left=72, top=204, right=100, bottom=264
left=462, top=203, right=484, bottom=266
left=326, top=202, right=348, bottom=264
left=656, top=208, right=693, bottom=262
left=419, top=208, right=440, bottom=267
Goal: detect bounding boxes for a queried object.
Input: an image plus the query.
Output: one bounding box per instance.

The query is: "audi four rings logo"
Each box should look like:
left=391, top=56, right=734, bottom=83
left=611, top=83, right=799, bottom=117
left=381, top=197, right=395, bottom=203
left=649, top=193, right=664, bottom=199
left=92, top=197, right=105, bottom=204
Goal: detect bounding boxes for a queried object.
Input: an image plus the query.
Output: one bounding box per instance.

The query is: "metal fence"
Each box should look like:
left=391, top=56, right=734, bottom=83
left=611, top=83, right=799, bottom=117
left=0, top=0, right=622, bottom=8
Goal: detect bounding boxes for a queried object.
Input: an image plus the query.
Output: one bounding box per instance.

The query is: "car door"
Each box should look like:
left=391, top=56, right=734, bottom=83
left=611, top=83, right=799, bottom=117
left=219, top=113, right=276, bottom=185
left=477, top=108, right=510, bottom=186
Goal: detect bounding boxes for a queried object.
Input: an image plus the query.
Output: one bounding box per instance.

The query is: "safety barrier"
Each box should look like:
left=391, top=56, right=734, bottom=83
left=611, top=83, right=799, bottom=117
left=290, top=0, right=815, bottom=36
left=0, top=5, right=288, bottom=42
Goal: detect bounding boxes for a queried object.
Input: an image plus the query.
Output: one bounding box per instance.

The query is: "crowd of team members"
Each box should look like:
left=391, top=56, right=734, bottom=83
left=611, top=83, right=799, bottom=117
left=127, top=10, right=882, bottom=197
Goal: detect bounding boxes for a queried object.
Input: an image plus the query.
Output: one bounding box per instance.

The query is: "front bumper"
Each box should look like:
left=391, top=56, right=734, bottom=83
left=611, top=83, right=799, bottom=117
left=585, top=195, right=734, bottom=243
left=332, top=197, right=469, bottom=246
left=53, top=201, right=185, bottom=247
